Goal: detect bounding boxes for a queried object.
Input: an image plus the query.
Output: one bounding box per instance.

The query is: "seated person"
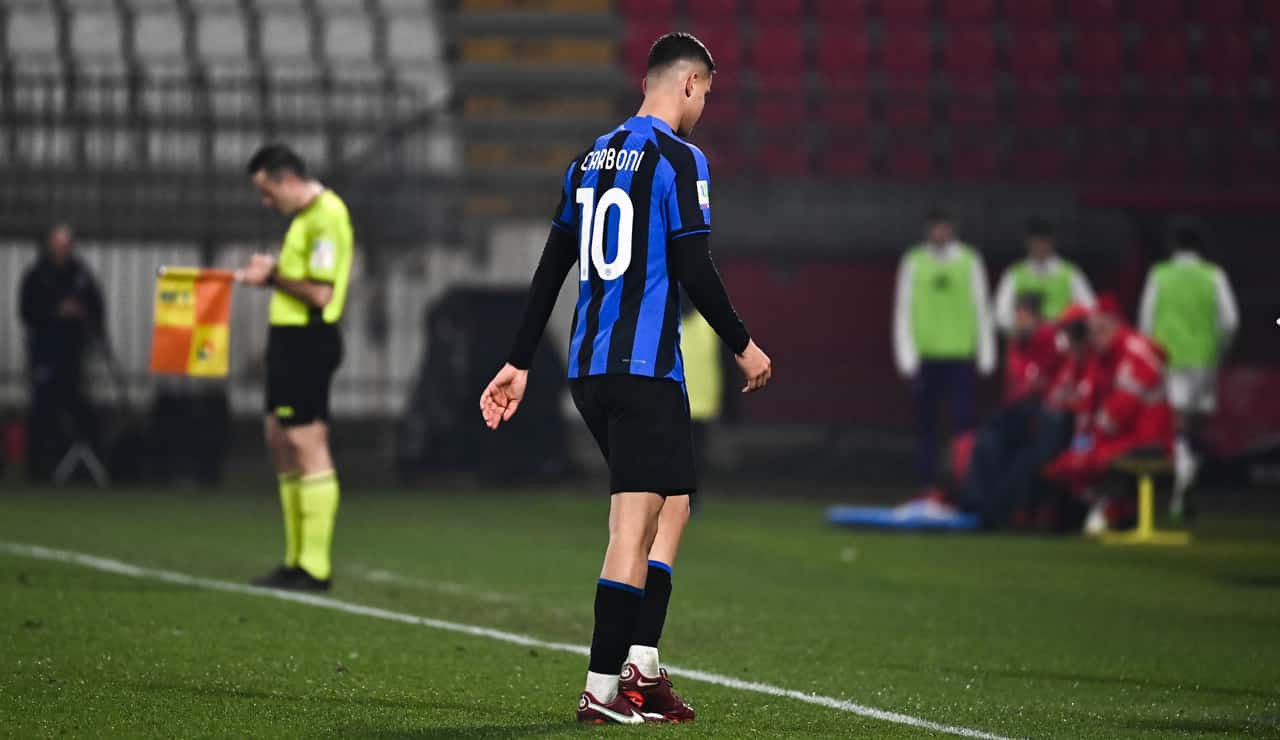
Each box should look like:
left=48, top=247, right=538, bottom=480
left=1043, top=299, right=1175, bottom=533
left=947, top=301, right=1090, bottom=528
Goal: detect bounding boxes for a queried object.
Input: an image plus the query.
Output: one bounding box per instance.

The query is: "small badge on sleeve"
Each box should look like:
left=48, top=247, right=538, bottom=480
left=310, top=238, right=336, bottom=272
left=696, top=180, right=710, bottom=208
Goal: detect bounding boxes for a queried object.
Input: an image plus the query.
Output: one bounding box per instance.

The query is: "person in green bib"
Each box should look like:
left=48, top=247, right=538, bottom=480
left=237, top=144, right=354, bottom=591
left=994, top=219, right=1095, bottom=333
left=893, top=209, right=997, bottom=497
left=1138, top=224, right=1238, bottom=518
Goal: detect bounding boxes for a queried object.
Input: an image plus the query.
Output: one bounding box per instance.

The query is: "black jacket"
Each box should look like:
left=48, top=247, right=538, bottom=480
left=19, top=255, right=105, bottom=370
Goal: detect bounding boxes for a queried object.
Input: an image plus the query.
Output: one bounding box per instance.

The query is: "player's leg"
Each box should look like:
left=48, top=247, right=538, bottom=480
left=283, top=419, right=338, bottom=587
left=1168, top=370, right=1197, bottom=517
left=914, top=361, right=943, bottom=493
left=267, top=414, right=302, bottom=569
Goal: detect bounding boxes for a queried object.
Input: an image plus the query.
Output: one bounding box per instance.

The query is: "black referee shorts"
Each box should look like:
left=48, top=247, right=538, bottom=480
left=570, top=374, right=697, bottom=496
left=265, top=324, right=343, bottom=427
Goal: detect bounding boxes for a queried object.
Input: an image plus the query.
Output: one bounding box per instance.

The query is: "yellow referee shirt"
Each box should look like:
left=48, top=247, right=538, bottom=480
left=269, top=189, right=354, bottom=326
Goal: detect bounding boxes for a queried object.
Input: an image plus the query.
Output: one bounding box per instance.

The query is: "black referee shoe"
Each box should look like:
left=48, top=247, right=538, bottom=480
left=251, top=565, right=303, bottom=589
left=287, top=569, right=332, bottom=592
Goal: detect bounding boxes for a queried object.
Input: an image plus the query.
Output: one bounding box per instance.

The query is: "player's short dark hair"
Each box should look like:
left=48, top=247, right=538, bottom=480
left=925, top=207, right=951, bottom=225
left=1172, top=224, right=1203, bottom=250
left=1014, top=291, right=1045, bottom=317
left=1027, top=218, right=1054, bottom=239
left=246, top=144, right=307, bottom=179
left=647, top=32, right=716, bottom=74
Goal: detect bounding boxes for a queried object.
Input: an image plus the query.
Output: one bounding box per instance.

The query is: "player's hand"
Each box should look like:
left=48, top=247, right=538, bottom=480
left=237, top=253, right=277, bottom=286
left=480, top=363, right=528, bottom=429
left=735, top=340, right=772, bottom=394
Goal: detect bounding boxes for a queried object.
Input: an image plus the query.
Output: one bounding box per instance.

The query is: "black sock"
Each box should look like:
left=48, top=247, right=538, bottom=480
left=632, top=561, right=673, bottom=649
left=588, top=579, right=644, bottom=675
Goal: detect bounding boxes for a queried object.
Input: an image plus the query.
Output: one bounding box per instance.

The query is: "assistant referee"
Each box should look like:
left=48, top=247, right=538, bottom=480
left=238, top=144, right=353, bottom=591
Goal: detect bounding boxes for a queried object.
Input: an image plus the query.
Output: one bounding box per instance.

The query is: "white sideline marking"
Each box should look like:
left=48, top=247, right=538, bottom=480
left=1, top=541, right=1018, bottom=740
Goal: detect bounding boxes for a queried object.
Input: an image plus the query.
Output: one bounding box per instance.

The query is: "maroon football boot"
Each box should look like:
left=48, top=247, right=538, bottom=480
left=619, top=663, right=696, bottom=722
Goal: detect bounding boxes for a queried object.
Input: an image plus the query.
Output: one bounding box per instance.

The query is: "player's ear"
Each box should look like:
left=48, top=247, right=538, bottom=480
left=684, top=72, right=695, bottom=98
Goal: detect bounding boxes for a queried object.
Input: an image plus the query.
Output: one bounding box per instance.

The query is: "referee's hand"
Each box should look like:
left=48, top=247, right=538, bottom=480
left=480, top=363, right=528, bottom=430
left=736, top=340, right=772, bottom=394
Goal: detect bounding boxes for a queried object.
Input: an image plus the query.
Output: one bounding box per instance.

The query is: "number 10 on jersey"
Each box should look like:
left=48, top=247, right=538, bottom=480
left=576, top=187, right=633, bottom=282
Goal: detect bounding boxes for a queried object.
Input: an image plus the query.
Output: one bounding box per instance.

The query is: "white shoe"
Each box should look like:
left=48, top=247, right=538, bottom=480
left=1083, top=501, right=1109, bottom=537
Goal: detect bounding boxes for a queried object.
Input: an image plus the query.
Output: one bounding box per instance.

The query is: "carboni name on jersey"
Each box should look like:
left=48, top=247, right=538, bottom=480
left=581, top=148, right=645, bottom=173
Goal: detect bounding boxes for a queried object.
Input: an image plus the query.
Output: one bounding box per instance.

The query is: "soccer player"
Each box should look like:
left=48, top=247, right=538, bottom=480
left=993, top=219, right=1095, bottom=334
left=237, top=144, right=353, bottom=592
left=1138, top=223, right=1239, bottom=518
left=479, top=33, right=771, bottom=725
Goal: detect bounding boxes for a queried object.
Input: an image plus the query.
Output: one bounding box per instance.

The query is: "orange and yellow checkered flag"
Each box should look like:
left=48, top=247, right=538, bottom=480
left=149, top=267, right=235, bottom=377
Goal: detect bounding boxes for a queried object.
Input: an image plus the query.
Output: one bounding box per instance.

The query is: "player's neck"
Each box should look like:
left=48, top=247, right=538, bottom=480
left=294, top=181, right=325, bottom=213
left=634, top=99, right=681, bottom=134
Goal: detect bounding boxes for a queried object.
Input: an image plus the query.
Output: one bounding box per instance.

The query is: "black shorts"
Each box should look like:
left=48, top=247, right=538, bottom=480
left=265, top=324, right=343, bottom=427
left=570, top=374, right=696, bottom=496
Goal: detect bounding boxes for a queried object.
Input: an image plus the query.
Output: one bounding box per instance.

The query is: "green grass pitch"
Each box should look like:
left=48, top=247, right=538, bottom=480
left=2, top=485, right=1279, bottom=738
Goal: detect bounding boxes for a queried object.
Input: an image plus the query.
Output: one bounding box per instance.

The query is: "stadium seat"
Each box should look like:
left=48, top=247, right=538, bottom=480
left=1072, top=31, right=1126, bottom=95
left=1010, top=131, right=1069, bottom=181
left=757, top=138, right=811, bottom=177
left=948, top=90, right=999, bottom=126
left=71, top=8, right=124, bottom=59
left=1066, top=0, right=1121, bottom=26
left=1135, top=30, right=1190, bottom=96
left=884, top=99, right=934, bottom=127
left=197, top=11, right=249, bottom=61
left=698, top=95, right=743, bottom=128
left=619, top=0, right=674, bottom=20
left=692, top=24, right=743, bottom=90
left=1013, top=94, right=1066, bottom=126
left=1077, top=126, right=1134, bottom=183
left=942, top=0, right=996, bottom=24
left=1004, top=0, right=1058, bottom=27
left=325, top=14, right=374, bottom=62
left=1195, top=0, right=1245, bottom=26
left=1008, top=30, right=1064, bottom=95
left=819, top=94, right=871, bottom=128
left=885, top=133, right=936, bottom=181
left=814, top=0, right=870, bottom=24
left=624, top=23, right=667, bottom=80
left=133, top=8, right=185, bottom=62
left=687, top=0, right=740, bottom=22
left=1137, top=130, right=1196, bottom=183
left=816, top=26, right=871, bottom=91
left=6, top=7, right=58, bottom=57
left=1200, top=29, right=1253, bottom=98
left=881, top=29, right=934, bottom=95
left=820, top=140, right=873, bottom=177
left=948, top=129, right=1004, bottom=179
left=754, top=92, right=808, bottom=128
left=748, top=0, right=805, bottom=22
left=944, top=28, right=997, bottom=94
left=753, top=25, right=807, bottom=92
left=260, top=11, right=311, bottom=61
left=1129, top=0, right=1185, bottom=28
left=881, top=0, right=933, bottom=26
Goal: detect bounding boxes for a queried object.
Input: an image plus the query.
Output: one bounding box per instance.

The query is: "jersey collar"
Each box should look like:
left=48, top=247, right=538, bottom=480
left=625, top=115, right=676, bottom=137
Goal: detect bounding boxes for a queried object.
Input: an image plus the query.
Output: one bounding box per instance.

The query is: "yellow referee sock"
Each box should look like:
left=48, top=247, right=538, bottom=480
left=278, top=472, right=302, bottom=568
left=298, top=471, right=340, bottom=581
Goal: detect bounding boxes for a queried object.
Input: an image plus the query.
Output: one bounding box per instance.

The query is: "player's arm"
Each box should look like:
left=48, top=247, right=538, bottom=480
left=239, top=254, right=333, bottom=307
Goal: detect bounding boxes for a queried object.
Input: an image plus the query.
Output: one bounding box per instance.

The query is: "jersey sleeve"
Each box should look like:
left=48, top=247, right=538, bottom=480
left=664, top=147, right=712, bottom=240
left=551, top=160, right=578, bottom=233
left=305, top=210, right=346, bottom=283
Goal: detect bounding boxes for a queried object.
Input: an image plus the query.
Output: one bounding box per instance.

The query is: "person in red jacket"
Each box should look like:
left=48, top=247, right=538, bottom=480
left=1043, top=300, right=1174, bottom=532
left=1004, top=293, right=1066, bottom=404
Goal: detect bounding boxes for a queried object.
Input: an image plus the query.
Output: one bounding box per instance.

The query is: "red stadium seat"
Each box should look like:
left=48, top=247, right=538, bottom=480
left=697, top=134, right=747, bottom=177
left=820, top=95, right=871, bottom=128
left=815, top=0, right=870, bottom=24
left=1135, top=30, right=1189, bottom=95
left=1066, top=0, right=1120, bottom=26
left=948, top=90, right=999, bottom=126
left=1077, top=126, right=1133, bottom=183
left=1137, top=130, right=1196, bottom=184
left=1072, top=31, right=1126, bottom=95
left=687, top=0, right=740, bottom=22
left=1011, top=136, right=1069, bottom=182
left=1013, top=95, right=1065, bottom=126
left=942, top=0, right=996, bottom=24
left=881, top=0, right=933, bottom=26
left=949, top=130, right=1004, bottom=179
left=1200, top=30, right=1253, bottom=97
left=754, top=92, right=808, bottom=128
left=1005, top=0, right=1057, bottom=27
left=693, top=24, right=743, bottom=90
left=758, top=138, right=811, bottom=177
left=748, top=0, right=804, bottom=22
left=1196, top=0, right=1245, bottom=26
left=881, top=29, right=934, bottom=94
left=619, top=0, right=674, bottom=21
left=816, top=26, right=871, bottom=91
left=885, top=133, right=937, bottom=181
left=1129, top=0, right=1185, bottom=28
left=753, top=25, right=806, bottom=92
left=820, top=140, right=873, bottom=177
left=1008, top=30, right=1063, bottom=95
left=884, top=99, right=934, bottom=127
left=698, top=95, right=742, bottom=128
left=944, top=29, right=997, bottom=94
left=624, top=23, right=668, bottom=81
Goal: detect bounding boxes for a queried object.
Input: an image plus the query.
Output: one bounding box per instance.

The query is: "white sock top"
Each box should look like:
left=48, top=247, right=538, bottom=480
left=585, top=671, right=619, bottom=702
left=626, top=645, right=661, bottom=677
